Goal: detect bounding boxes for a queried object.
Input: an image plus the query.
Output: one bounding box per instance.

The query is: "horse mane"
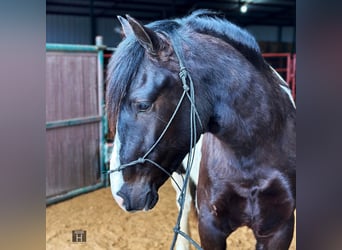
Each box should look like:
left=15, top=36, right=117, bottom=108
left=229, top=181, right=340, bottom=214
left=182, top=9, right=266, bottom=69
left=106, top=9, right=267, bottom=129
left=183, top=9, right=261, bottom=53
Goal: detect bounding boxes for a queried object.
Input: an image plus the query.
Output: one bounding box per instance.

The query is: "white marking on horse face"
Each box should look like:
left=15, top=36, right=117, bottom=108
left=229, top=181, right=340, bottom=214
left=109, top=126, right=127, bottom=211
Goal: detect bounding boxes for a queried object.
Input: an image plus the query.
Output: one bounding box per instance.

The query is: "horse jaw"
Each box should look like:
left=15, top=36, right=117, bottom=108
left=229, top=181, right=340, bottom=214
left=109, top=128, right=126, bottom=211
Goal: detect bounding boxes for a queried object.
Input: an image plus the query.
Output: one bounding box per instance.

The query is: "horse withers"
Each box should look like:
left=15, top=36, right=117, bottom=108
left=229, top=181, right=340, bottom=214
left=106, top=10, right=295, bottom=250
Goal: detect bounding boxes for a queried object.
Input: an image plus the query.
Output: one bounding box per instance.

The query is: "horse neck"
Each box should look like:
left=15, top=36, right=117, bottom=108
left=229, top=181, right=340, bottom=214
left=186, top=36, right=291, bottom=156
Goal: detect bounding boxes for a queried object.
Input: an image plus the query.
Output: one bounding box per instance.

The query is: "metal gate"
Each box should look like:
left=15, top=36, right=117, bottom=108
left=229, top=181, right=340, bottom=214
left=46, top=37, right=108, bottom=205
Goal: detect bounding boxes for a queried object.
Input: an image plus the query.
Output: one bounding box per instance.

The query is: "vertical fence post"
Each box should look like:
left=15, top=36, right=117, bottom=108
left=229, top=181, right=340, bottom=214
left=291, top=54, right=296, bottom=100
left=96, top=36, right=107, bottom=186
left=286, top=53, right=291, bottom=88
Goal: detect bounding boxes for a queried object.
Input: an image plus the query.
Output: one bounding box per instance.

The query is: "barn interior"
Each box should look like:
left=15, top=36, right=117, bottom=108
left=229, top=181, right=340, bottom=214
left=46, top=0, right=295, bottom=52
left=46, top=1, right=296, bottom=249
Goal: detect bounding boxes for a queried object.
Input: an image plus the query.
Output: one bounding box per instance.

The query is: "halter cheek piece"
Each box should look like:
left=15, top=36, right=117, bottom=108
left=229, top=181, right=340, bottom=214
left=107, top=37, right=204, bottom=250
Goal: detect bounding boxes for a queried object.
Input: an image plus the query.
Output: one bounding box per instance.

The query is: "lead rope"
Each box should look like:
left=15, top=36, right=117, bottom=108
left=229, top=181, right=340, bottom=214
left=169, top=43, right=203, bottom=250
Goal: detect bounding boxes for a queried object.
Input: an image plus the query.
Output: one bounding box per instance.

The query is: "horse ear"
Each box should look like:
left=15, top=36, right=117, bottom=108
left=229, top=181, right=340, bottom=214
left=125, top=15, right=161, bottom=54
left=117, top=16, right=133, bottom=38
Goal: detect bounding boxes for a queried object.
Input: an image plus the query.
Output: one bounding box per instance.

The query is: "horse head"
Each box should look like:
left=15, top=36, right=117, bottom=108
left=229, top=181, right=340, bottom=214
left=107, top=15, right=203, bottom=212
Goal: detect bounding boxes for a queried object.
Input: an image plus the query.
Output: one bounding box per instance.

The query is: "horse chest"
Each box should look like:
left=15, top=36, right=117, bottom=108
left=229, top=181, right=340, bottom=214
left=202, top=167, right=294, bottom=235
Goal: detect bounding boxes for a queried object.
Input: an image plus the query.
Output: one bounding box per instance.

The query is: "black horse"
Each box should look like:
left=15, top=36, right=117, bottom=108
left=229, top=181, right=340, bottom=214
left=107, top=10, right=296, bottom=250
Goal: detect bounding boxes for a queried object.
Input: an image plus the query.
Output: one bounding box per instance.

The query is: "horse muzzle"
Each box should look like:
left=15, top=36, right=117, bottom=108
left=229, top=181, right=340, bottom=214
left=116, top=183, right=159, bottom=212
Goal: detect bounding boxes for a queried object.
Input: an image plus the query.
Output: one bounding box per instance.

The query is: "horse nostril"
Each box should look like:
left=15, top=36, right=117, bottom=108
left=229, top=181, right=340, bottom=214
left=145, top=192, right=152, bottom=208
left=145, top=190, right=159, bottom=210
left=117, top=185, right=158, bottom=211
left=117, top=190, right=131, bottom=211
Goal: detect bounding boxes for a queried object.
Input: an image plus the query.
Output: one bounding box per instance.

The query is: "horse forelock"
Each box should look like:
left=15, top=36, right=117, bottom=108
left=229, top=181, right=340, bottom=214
left=106, top=36, right=144, bottom=130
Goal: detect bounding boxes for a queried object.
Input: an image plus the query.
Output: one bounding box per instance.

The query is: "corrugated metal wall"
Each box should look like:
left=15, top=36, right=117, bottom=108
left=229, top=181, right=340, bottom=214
left=46, top=52, right=101, bottom=198
left=47, top=14, right=122, bottom=46
left=97, top=17, right=122, bottom=47
left=47, top=15, right=91, bottom=44
left=246, top=26, right=295, bottom=43
left=47, top=14, right=295, bottom=47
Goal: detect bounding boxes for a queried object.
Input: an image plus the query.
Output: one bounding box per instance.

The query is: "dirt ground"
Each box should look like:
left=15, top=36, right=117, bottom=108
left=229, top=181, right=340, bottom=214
left=46, top=182, right=296, bottom=250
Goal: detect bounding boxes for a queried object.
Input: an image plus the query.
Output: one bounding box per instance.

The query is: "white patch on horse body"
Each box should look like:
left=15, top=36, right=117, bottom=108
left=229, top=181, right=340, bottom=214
left=182, top=134, right=202, bottom=210
left=110, top=125, right=126, bottom=211
left=171, top=172, right=191, bottom=250
left=270, top=66, right=296, bottom=109
left=171, top=135, right=203, bottom=250
left=280, top=84, right=296, bottom=109
left=182, top=135, right=202, bottom=185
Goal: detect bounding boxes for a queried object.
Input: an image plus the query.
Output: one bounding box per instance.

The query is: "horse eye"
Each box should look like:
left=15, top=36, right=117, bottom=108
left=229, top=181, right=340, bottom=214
left=135, top=101, right=152, bottom=112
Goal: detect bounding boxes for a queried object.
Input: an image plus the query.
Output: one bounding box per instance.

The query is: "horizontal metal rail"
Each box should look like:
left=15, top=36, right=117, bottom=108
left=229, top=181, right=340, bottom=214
left=46, top=182, right=105, bottom=206
left=46, top=43, right=105, bottom=52
left=46, top=115, right=102, bottom=129
left=262, top=53, right=292, bottom=58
